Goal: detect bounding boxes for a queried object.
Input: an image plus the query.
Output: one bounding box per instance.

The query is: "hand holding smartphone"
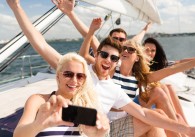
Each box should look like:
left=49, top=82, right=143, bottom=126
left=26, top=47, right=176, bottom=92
left=62, top=105, right=97, bottom=126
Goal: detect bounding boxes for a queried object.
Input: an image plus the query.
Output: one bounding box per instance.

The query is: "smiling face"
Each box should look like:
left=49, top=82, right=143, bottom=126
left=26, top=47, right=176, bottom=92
left=121, top=44, right=138, bottom=66
left=57, top=60, right=86, bottom=99
left=144, top=43, right=156, bottom=61
left=94, top=46, right=119, bottom=79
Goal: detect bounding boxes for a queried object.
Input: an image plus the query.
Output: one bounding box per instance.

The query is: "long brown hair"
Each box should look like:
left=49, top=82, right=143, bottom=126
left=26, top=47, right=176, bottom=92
left=123, top=39, right=150, bottom=86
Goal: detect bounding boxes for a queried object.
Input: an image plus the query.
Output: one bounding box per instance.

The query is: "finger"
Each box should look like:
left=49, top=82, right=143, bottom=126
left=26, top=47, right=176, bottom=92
left=58, top=120, right=74, bottom=127
left=38, top=102, right=51, bottom=114
left=97, top=113, right=109, bottom=129
left=48, top=94, right=57, bottom=107
left=56, top=95, right=72, bottom=108
left=96, top=113, right=103, bottom=129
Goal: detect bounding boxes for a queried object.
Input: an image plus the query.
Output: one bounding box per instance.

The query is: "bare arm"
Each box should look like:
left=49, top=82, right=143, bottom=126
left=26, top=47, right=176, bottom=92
left=13, top=95, right=46, bottom=137
left=131, top=22, right=152, bottom=43
left=14, top=94, right=74, bottom=137
left=174, top=57, right=195, bottom=64
left=147, top=58, right=195, bottom=82
left=52, top=0, right=100, bottom=53
left=7, top=0, right=62, bottom=70
left=79, top=18, right=102, bottom=64
left=121, top=102, right=194, bottom=136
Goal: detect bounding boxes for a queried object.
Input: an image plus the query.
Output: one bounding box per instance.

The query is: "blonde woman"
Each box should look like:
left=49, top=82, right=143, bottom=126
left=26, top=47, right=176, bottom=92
left=13, top=53, right=109, bottom=137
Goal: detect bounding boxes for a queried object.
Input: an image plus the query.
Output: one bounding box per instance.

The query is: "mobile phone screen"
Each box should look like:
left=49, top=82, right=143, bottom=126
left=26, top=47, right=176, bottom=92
left=62, top=105, right=97, bottom=126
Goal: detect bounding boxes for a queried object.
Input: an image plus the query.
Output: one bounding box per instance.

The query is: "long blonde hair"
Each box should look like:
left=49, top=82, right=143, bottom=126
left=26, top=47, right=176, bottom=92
left=123, top=39, right=150, bottom=86
left=56, top=52, right=101, bottom=111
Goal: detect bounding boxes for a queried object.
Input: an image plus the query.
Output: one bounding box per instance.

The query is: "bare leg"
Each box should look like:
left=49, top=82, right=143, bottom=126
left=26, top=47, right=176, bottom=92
left=145, top=127, right=166, bottom=137
left=133, top=118, right=151, bottom=137
left=133, top=117, right=166, bottom=137
left=133, top=109, right=167, bottom=137
left=166, top=84, right=188, bottom=124
left=140, top=87, right=182, bottom=137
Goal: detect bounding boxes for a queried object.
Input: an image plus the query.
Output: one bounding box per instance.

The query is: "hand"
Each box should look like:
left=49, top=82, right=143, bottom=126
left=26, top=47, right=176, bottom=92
left=81, top=113, right=110, bottom=137
left=6, top=0, right=20, bottom=9
left=52, top=0, right=75, bottom=15
left=143, top=22, right=152, bottom=32
left=89, top=18, right=102, bottom=33
left=35, top=95, right=74, bottom=130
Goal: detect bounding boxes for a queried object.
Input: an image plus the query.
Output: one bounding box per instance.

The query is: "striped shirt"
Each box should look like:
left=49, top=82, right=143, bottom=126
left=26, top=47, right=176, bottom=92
left=112, top=66, right=138, bottom=100
left=36, top=126, right=81, bottom=137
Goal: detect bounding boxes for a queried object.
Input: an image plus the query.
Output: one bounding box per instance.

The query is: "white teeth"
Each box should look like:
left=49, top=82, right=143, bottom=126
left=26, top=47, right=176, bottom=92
left=67, top=85, right=76, bottom=88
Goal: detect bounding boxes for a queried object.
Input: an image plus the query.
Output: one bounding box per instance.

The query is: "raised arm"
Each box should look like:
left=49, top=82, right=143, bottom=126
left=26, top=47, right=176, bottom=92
left=52, top=0, right=100, bottom=53
left=7, top=0, right=61, bottom=70
left=174, top=57, right=195, bottom=64
left=79, top=18, right=102, bottom=64
left=131, top=22, right=152, bottom=43
left=147, top=58, right=195, bottom=82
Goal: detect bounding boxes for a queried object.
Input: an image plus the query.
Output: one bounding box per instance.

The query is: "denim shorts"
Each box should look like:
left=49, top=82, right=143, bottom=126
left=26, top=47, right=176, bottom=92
left=133, top=95, right=156, bottom=109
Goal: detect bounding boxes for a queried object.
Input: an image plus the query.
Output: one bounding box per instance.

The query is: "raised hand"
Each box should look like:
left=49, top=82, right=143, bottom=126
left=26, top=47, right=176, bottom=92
left=52, top=0, right=75, bottom=15
left=89, top=18, right=102, bottom=33
left=143, top=22, right=152, bottom=32
left=35, top=95, right=74, bottom=129
left=6, top=0, right=20, bottom=9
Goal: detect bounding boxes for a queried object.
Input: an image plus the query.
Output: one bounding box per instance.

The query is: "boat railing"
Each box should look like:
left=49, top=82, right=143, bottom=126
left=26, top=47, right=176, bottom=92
left=0, top=54, right=50, bottom=85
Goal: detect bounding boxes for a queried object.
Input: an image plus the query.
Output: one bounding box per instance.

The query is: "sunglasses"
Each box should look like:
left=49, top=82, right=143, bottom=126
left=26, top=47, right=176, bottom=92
left=122, top=46, right=136, bottom=54
left=61, top=71, right=86, bottom=81
left=98, top=51, right=120, bottom=62
left=112, top=37, right=126, bottom=42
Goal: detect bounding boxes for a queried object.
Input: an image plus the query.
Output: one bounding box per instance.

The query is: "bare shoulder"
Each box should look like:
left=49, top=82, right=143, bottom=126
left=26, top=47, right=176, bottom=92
left=25, top=93, right=51, bottom=109
left=17, top=93, right=53, bottom=125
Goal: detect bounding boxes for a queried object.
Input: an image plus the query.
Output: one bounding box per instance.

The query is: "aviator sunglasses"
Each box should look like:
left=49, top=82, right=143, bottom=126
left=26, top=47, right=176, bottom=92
left=98, top=51, right=120, bottom=62
left=61, top=71, right=86, bottom=81
left=112, top=37, right=126, bottom=42
left=122, top=46, right=136, bottom=54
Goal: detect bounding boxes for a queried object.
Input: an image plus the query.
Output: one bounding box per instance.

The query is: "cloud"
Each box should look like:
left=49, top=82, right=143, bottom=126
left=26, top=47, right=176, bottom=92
left=0, top=14, right=21, bottom=41
left=1, top=0, right=195, bottom=41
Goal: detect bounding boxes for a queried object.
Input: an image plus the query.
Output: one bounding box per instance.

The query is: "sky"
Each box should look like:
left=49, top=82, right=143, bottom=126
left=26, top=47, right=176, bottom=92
left=0, top=0, right=195, bottom=43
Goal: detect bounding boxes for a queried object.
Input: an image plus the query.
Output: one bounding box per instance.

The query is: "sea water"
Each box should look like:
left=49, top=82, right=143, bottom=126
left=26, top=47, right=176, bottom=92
left=0, top=35, right=195, bottom=85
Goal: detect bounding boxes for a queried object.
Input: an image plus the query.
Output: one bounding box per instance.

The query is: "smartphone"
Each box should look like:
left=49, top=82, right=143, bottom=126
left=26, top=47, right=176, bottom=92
left=62, top=105, right=97, bottom=126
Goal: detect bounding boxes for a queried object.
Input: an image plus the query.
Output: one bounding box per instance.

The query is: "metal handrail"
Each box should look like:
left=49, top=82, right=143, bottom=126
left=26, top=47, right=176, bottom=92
left=0, top=54, right=50, bottom=85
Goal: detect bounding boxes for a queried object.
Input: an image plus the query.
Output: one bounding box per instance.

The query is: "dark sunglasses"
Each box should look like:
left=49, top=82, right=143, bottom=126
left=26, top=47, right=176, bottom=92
left=61, top=71, right=86, bottom=81
left=112, top=37, right=126, bottom=42
left=98, top=51, right=120, bottom=62
left=122, top=46, right=136, bottom=54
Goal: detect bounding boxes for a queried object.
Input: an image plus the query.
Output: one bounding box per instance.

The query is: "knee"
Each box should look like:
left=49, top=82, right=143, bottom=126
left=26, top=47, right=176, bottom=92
left=154, top=109, right=168, bottom=117
left=151, top=87, right=168, bottom=102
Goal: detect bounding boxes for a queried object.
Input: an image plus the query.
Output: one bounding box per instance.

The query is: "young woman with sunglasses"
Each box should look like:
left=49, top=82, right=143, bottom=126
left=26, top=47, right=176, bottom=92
left=13, top=52, right=109, bottom=137
left=7, top=1, right=110, bottom=137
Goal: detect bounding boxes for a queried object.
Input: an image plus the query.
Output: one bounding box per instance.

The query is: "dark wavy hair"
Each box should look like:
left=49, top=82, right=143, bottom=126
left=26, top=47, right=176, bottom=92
left=143, top=37, right=168, bottom=71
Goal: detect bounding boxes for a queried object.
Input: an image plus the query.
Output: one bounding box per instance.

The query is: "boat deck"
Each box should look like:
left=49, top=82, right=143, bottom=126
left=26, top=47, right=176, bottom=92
left=0, top=72, right=57, bottom=118
left=0, top=72, right=194, bottom=126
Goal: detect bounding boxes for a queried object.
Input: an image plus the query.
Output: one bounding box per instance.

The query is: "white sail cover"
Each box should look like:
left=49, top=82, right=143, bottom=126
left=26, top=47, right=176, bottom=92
left=80, top=0, right=162, bottom=24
